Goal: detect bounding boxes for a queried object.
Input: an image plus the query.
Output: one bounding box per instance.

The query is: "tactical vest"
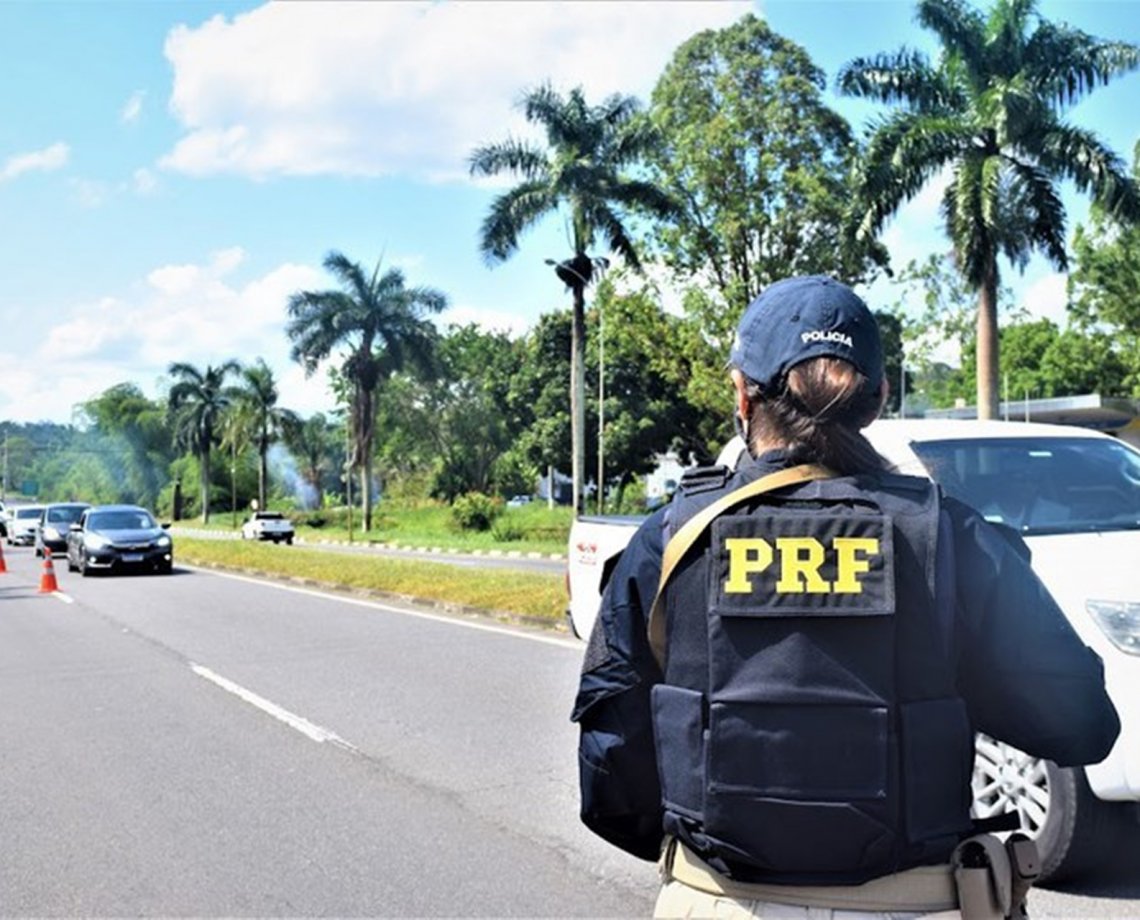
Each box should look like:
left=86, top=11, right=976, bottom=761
left=650, top=465, right=975, bottom=886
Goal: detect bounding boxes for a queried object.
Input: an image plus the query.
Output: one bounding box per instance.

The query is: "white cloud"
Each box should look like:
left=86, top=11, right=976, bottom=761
left=438, top=302, right=532, bottom=338
left=69, top=177, right=110, bottom=208
left=1, top=142, right=69, bottom=182
left=12, top=252, right=331, bottom=424
left=159, top=0, right=751, bottom=180
left=120, top=90, right=145, bottom=124
left=132, top=167, right=158, bottom=195
left=1017, top=271, right=1069, bottom=326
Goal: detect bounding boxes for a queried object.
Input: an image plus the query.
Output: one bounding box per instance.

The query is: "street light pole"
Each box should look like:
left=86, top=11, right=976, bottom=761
left=597, top=300, right=604, bottom=514
left=546, top=257, right=607, bottom=515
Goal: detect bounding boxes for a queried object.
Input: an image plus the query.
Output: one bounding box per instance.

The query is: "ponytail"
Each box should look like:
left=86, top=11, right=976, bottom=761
left=742, top=357, right=890, bottom=476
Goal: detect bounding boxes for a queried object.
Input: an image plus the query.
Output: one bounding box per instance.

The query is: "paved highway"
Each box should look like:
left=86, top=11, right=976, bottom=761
left=1, top=546, right=1137, bottom=917
left=173, top=526, right=567, bottom=575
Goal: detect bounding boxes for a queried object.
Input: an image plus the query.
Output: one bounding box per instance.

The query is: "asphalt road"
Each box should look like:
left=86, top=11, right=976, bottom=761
left=173, top=526, right=567, bottom=575
left=1, top=546, right=1137, bottom=917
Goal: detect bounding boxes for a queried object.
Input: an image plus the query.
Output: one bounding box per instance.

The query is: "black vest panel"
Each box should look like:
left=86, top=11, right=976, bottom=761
left=651, top=469, right=975, bottom=885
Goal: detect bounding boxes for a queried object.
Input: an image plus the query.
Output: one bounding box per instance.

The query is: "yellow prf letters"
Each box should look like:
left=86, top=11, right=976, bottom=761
left=724, top=536, right=880, bottom=594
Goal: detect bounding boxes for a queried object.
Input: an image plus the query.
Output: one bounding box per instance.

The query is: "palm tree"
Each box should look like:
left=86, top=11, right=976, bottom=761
left=469, top=83, right=677, bottom=512
left=287, top=252, right=445, bottom=531
left=839, top=0, right=1140, bottom=418
left=234, top=359, right=300, bottom=511
left=167, top=361, right=240, bottom=523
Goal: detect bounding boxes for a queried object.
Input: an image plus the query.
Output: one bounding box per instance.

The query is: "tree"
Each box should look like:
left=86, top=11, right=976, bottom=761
left=282, top=412, right=338, bottom=510
left=1069, top=142, right=1140, bottom=392
left=287, top=252, right=446, bottom=531
left=470, top=83, right=678, bottom=513
left=649, top=13, right=887, bottom=332
left=167, top=361, right=240, bottom=523
left=80, top=383, right=172, bottom=509
left=840, top=0, right=1140, bottom=418
left=234, top=359, right=300, bottom=510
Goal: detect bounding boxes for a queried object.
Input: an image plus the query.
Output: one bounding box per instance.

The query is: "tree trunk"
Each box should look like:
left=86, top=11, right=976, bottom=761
left=571, top=283, right=587, bottom=516
left=976, top=262, right=1000, bottom=421
left=258, top=441, right=268, bottom=510
left=200, top=449, right=211, bottom=524
left=360, top=454, right=372, bottom=533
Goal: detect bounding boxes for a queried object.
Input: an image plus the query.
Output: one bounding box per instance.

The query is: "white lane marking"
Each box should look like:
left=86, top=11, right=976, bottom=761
left=183, top=564, right=582, bottom=650
left=191, top=663, right=357, bottom=751
left=52, top=592, right=75, bottom=604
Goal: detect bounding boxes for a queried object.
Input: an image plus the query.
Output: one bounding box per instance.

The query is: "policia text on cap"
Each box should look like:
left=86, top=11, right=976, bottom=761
left=572, top=275, right=1119, bottom=920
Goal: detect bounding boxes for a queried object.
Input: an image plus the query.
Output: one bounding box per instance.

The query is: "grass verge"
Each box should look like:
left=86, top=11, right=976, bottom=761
left=176, top=537, right=568, bottom=628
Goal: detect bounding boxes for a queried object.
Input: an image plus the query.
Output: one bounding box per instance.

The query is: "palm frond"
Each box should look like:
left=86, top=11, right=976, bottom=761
left=606, top=178, right=682, bottom=221
left=477, top=181, right=558, bottom=263
left=468, top=138, right=549, bottom=180
left=1025, top=22, right=1140, bottom=107
left=1036, top=122, right=1140, bottom=223
left=838, top=50, right=958, bottom=111
left=1001, top=156, right=1068, bottom=268
left=522, top=83, right=582, bottom=149
left=917, top=0, right=987, bottom=71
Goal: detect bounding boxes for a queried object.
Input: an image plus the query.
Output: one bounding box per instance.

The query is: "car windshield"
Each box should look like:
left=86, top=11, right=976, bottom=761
left=16, top=508, right=42, bottom=520
left=89, top=510, right=157, bottom=531
left=47, top=506, right=86, bottom=524
left=255, top=512, right=283, bottom=520
left=910, top=436, right=1140, bottom=536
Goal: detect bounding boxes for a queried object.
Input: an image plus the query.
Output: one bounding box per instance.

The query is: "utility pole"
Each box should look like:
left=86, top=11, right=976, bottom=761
left=2, top=430, right=7, bottom=501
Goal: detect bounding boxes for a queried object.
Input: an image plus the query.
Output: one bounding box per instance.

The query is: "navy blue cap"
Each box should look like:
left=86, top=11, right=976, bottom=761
left=729, top=275, right=884, bottom=392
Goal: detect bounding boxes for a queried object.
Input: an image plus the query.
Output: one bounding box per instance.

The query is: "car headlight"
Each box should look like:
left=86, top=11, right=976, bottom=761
left=44, top=526, right=61, bottom=540
left=1086, top=600, right=1140, bottom=655
left=156, top=535, right=171, bottom=548
left=85, top=534, right=110, bottom=550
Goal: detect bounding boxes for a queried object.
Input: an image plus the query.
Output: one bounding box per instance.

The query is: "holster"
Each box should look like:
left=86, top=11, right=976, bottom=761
left=951, top=833, right=1040, bottom=920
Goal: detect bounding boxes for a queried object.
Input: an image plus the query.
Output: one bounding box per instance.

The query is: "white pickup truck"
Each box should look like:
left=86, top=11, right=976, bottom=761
left=240, top=511, right=295, bottom=544
left=565, top=420, right=1140, bottom=883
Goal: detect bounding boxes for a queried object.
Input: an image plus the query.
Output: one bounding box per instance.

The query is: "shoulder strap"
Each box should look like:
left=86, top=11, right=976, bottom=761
left=647, top=463, right=834, bottom=670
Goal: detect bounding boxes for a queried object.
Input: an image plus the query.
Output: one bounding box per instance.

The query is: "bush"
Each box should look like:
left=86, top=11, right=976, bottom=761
left=451, top=492, right=501, bottom=532
left=490, top=519, right=524, bottom=542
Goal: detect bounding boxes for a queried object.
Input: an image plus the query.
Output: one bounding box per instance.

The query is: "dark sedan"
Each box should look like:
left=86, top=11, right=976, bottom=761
left=35, top=502, right=91, bottom=557
left=66, top=504, right=173, bottom=576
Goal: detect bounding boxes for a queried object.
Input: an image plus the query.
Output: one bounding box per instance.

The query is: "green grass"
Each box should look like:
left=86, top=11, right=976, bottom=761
left=184, top=501, right=573, bottom=556
left=176, top=536, right=569, bottom=627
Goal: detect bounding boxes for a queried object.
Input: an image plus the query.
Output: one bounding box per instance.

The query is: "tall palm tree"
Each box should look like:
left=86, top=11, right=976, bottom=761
left=287, top=252, right=445, bottom=532
left=234, top=359, right=300, bottom=511
left=469, top=83, right=677, bottom=512
left=167, top=361, right=240, bottom=523
left=839, top=0, right=1140, bottom=418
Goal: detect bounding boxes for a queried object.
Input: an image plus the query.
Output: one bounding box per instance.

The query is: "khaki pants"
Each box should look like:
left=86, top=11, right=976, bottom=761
left=655, top=841, right=961, bottom=920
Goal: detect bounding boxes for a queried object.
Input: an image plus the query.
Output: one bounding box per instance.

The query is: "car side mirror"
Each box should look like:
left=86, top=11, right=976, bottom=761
left=161, top=523, right=171, bottom=530
left=69, top=523, right=82, bottom=532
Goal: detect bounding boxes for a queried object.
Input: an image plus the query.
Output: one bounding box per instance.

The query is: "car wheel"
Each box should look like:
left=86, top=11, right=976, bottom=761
left=286, top=536, right=293, bottom=546
left=155, top=560, right=173, bottom=575
left=971, top=734, right=1128, bottom=884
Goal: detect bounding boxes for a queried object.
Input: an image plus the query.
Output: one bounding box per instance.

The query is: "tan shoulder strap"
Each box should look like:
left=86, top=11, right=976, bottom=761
left=647, top=463, right=834, bottom=670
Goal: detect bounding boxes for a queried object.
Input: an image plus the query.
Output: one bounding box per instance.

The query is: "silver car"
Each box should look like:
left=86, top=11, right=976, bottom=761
left=7, top=505, right=45, bottom=546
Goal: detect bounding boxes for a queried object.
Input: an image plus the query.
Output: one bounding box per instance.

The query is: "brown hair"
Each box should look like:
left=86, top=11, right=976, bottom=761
left=742, top=357, right=890, bottom=476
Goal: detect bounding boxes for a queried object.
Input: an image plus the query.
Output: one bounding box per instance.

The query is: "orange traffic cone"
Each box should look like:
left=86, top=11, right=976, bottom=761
left=39, top=548, right=59, bottom=593
left=0, top=539, right=6, bottom=574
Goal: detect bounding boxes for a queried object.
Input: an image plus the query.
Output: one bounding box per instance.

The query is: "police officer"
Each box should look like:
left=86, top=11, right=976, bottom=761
left=571, top=276, right=1119, bottom=919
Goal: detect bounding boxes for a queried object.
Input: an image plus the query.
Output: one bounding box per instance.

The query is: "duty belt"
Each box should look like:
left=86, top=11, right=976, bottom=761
left=659, top=839, right=958, bottom=913
left=661, top=836, right=1039, bottom=919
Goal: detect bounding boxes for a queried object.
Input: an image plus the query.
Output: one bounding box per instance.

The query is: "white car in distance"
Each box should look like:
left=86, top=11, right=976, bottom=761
left=240, top=511, right=295, bottom=545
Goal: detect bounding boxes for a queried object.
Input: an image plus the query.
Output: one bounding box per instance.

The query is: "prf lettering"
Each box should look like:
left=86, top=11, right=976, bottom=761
left=723, top=536, right=880, bottom=594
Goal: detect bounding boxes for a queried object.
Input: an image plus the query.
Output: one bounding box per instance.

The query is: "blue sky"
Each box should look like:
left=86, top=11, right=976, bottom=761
left=2, top=0, right=1136, bottom=424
